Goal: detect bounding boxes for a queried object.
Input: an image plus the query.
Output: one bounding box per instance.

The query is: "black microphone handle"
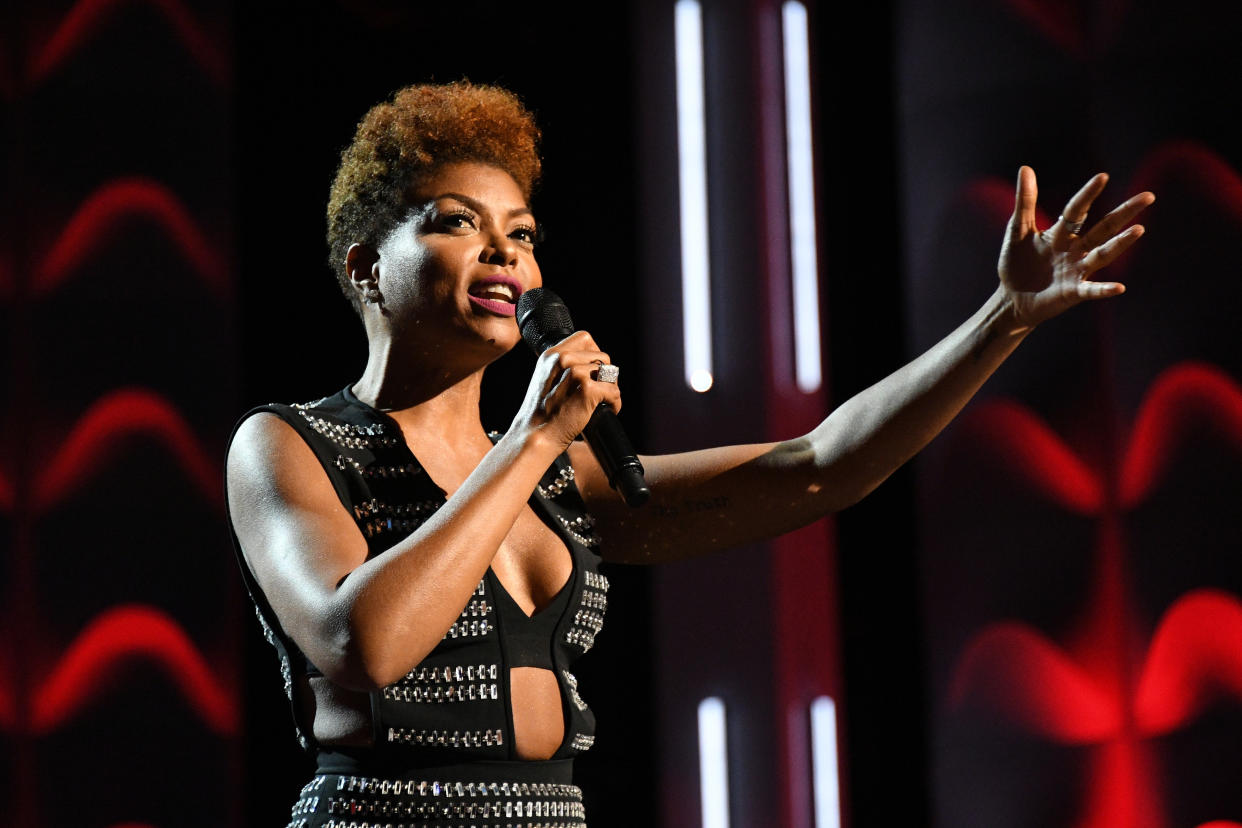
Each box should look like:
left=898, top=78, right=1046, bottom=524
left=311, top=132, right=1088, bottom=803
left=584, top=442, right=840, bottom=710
left=582, top=402, right=650, bottom=507
left=516, top=287, right=649, bottom=507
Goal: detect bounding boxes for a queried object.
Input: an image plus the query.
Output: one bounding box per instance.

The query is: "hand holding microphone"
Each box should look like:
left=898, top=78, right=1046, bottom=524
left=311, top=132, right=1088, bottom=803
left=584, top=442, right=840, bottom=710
left=516, top=288, right=650, bottom=508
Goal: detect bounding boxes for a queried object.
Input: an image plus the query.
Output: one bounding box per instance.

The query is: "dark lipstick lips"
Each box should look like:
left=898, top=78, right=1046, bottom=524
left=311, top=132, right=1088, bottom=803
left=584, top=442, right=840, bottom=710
left=467, top=275, right=522, bottom=317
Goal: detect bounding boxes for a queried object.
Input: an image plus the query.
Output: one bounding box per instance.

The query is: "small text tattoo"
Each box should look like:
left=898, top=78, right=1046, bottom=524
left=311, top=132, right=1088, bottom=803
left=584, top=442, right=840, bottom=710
left=654, top=495, right=731, bottom=519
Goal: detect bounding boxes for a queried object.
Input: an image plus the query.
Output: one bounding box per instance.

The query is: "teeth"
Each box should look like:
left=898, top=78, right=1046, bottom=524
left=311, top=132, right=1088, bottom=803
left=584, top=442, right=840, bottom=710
left=474, top=283, right=516, bottom=302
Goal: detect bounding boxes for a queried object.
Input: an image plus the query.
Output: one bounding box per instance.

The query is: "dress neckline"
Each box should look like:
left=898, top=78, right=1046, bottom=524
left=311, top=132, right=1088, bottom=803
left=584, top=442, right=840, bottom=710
left=488, top=564, right=575, bottom=622
left=339, top=383, right=578, bottom=617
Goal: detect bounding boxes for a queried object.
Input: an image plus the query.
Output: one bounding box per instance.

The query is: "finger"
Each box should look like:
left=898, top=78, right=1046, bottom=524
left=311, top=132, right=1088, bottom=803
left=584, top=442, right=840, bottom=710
left=544, top=362, right=622, bottom=417
left=560, top=349, right=611, bottom=369
left=1062, top=172, right=1110, bottom=222
left=602, top=383, right=622, bottom=415
left=542, top=364, right=588, bottom=412
left=575, top=362, right=623, bottom=413
left=1010, top=166, right=1039, bottom=239
left=591, top=361, right=622, bottom=391
left=545, top=329, right=604, bottom=357
left=1077, top=191, right=1155, bottom=250
left=1081, top=224, right=1145, bottom=274
left=1046, top=173, right=1109, bottom=248
left=535, top=349, right=612, bottom=402
left=1076, top=279, right=1126, bottom=300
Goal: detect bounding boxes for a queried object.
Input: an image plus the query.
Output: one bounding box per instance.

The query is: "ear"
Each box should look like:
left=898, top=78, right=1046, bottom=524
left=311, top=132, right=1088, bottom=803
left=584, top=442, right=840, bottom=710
left=345, top=242, right=381, bottom=294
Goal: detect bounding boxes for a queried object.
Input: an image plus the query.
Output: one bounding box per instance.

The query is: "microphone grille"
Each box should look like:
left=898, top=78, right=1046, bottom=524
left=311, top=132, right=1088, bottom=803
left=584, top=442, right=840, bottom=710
left=516, top=288, right=576, bottom=353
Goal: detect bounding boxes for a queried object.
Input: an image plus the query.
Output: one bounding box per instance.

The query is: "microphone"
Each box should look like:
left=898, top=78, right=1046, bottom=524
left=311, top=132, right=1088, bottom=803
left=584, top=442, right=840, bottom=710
left=516, top=288, right=650, bottom=507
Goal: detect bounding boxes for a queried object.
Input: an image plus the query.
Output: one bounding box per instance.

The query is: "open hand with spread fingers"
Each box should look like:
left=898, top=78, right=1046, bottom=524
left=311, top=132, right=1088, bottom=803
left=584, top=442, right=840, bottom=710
left=998, top=166, right=1156, bottom=329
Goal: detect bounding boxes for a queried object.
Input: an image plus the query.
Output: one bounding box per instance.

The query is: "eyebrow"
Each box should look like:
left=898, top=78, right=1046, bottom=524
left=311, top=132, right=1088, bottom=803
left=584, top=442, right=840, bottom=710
left=429, top=191, right=534, bottom=221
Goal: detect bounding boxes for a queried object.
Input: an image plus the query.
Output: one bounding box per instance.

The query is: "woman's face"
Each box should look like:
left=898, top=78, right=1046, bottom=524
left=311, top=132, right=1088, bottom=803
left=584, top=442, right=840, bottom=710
left=375, top=161, right=541, bottom=356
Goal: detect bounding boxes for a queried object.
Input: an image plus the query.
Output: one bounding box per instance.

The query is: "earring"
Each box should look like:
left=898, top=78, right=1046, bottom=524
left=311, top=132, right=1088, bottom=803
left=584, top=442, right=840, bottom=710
left=362, top=285, right=383, bottom=306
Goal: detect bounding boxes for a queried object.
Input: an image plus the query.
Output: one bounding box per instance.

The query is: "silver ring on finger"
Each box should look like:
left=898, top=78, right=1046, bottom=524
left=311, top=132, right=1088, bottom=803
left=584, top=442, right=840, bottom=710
left=595, top=364, right=620, bottom=384
left=1060, top=214, right=1086, bottom=235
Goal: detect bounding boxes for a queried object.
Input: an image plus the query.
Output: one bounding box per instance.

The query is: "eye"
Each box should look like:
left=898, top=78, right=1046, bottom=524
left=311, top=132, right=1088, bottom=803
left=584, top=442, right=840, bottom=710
left=510, top=224, right=540, bottom=246
left=439, top=210, right=476, bottom=230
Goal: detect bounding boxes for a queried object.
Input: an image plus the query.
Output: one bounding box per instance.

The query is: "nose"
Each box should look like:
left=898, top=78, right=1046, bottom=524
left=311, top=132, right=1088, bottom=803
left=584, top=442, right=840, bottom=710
left=481, top=226, right=518, bottom=267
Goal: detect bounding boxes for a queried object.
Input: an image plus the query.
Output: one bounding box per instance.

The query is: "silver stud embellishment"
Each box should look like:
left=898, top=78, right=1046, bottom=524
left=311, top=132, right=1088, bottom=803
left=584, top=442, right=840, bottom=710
left=537, top=464, right=576, bottom=499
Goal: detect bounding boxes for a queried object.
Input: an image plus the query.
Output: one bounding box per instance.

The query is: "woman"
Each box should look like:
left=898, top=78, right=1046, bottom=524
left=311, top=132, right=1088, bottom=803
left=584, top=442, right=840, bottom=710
left=226, top=81, right=1152, bottom=827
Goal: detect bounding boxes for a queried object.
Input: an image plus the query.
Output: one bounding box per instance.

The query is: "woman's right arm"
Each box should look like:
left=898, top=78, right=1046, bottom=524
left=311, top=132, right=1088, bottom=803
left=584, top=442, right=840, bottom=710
left=226, top=334, right=620, bottom=692
left=227, top=415, right=547, bottom=691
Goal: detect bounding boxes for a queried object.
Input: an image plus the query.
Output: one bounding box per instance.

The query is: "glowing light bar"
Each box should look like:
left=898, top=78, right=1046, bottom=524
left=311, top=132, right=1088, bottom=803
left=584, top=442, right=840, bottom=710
left=782, top=1, right=822, bottom=393
left=698, top=696, right=730, bottom=828
left=675, top=0, right=713, bottom=393
left=810, top=696, right=841, bottom=828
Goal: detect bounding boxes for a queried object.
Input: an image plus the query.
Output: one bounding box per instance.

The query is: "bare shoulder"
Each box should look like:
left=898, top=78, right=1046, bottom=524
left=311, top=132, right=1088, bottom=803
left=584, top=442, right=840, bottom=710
left=228, top=411, right=314, bottom=500
left=227, top=411, right=354, bottom=521
left=226, top=410, right=364, bottom=583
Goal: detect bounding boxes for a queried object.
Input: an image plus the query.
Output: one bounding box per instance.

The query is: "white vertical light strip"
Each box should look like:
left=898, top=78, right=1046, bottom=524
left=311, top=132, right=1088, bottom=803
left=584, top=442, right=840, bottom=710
left=698, top=696, right=730, bottom=828
left=810, top=696, right=841, bottom=828
left=782, top=0, right=823, bottom=393
left=675, top=0, right=714, bottom=393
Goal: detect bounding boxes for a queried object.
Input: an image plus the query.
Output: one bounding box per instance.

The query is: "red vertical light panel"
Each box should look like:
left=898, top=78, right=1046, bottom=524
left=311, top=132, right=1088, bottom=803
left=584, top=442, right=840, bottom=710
left=640, top=1, right=846, bottom=825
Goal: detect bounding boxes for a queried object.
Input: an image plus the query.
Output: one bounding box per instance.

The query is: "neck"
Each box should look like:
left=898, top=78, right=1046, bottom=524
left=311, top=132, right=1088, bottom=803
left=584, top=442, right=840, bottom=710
left=351, top=333, right=492, bottom=442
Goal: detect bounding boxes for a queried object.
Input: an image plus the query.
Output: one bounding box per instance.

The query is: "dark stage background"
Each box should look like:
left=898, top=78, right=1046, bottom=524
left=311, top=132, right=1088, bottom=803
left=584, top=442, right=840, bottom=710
left=2, top=1, right=1240, bottom=827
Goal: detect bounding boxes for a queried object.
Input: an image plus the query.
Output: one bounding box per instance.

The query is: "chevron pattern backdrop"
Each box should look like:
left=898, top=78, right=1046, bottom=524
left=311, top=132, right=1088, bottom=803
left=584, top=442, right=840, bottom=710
left=5, top=1, right=1242, bottom=827
left=1, top=1, right=238, bottom=826
left=901, top=2, right=1242, bottom=826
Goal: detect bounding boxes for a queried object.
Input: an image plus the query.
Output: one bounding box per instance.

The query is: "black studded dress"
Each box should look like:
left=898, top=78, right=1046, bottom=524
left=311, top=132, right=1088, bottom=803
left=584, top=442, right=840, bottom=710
left=226, top=386, right=609, bottom=828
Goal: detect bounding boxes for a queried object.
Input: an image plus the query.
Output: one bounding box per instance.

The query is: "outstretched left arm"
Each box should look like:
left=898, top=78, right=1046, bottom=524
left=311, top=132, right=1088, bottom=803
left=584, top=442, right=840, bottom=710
left=573, top=167, right=1155, bottom=564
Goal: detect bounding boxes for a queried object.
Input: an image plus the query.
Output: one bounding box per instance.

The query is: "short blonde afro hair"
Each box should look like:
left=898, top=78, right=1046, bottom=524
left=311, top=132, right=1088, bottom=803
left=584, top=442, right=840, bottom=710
left=326, top=81, right=542, bottom=313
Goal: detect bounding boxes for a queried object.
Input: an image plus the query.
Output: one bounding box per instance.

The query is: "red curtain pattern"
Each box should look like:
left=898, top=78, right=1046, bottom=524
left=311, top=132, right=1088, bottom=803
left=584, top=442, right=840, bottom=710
left=901, top=1, right=1242, bottom=825
left=2, top=1, right=238, bottom=826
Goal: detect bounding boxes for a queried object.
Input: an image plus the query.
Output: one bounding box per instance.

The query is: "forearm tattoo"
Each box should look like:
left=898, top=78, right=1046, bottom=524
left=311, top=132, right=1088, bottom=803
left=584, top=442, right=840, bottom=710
left=653, top=494, right=731, bottom=519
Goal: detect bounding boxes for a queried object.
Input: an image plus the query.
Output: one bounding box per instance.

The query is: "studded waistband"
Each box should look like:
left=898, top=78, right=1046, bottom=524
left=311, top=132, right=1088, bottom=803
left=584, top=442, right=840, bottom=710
left=286, top=771, right=587, bottom=828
